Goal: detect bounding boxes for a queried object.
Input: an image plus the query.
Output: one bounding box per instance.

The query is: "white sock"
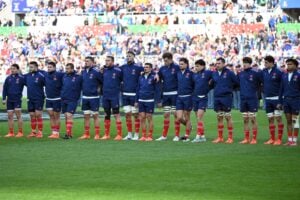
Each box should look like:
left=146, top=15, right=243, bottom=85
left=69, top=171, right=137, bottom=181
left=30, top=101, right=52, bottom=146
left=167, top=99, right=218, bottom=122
left=289, top=137, right=293, bottom=142
left=127, top=132, right=132, bottom=138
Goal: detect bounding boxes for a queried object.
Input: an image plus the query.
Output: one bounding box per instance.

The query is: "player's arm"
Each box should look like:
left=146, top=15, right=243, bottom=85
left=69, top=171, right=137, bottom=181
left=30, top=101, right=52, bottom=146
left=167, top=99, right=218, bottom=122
left=134, top=77, right=141, bottom=107
left=277, top=74, right=284, bottom=110
left=2, top=77, right=8, bottom=104
left=231, top=71, right=240, bottom=90
left=154, top=78, right=162, bottom=107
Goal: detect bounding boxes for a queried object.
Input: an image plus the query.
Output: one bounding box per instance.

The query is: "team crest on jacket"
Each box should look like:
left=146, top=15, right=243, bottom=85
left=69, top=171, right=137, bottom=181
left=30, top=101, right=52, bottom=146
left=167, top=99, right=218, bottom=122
left=132, top=69, right=135, bottom=75
left=186, top=72, right=190, bottom=78
left=172, top=68, right=175, bottom=74
left=112, top=73, right=116, bottom=79
left=249, top=75, right=253, bottom=81
left=201, top=73, right=205, bottom=78
left=89, top=74, right=94, bottom=79
left=16, top=78, right=19, bottom=84
left=294, top=75, right=298, bottom=81
left=53, top=75, right=57, bottom=81
left=72, top=77, right=76, bottom=82
left=35, top=78, right=39, bottom=83
left=223, top=72, right=227, bottom=78
left=272, top=73, right=276, bottom=79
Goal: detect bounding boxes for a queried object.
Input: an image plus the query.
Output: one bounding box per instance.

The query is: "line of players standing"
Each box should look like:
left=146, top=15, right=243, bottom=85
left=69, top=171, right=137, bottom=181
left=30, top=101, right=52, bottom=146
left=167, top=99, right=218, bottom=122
left=2, top=52, right=300, bottom=145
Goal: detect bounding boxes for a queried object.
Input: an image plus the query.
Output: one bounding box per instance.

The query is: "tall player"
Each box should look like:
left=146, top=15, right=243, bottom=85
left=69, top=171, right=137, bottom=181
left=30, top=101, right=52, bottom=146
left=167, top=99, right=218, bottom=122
left=238, top=57, right=262, bottom=144
left=191, top=59, right=212, bottom=143
left=25, top=61, right=46, bottom=138
left=278, top=58, right=300, bottom=146
left=156, top=52, right=181, bottom=141
left=262, top=55, right=284, bottom=145
left=79, top=56, right=102, bottom=140
left=44, top=61, right=64, bottom=139
left=211, top=57, right=239, bottom=144
left=101, top=56, right=123, bottom=140
left=2, top=64, right=25, bottom=138
left=176, top=57, right=194, bottom=142
left=121, top=51, right=144, bottom=140
left=61, top=63, right=82, bottom=139
left=135, top=63, right=161, bottom=141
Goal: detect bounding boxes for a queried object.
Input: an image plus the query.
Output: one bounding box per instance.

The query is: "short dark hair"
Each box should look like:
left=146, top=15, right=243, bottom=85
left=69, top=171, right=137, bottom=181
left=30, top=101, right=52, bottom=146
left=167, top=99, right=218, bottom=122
left=242, top=57, right=252, bottom=64
left=162, top=52, right=173, bottom=60
left=11, top=64, right=20, bottom=70
left=127, top=51, right=135, bottom=56
left=179, top=57, right=189, bottom=65
left=29, top=61, right=38, bottom=67
left=195, top=59, right=206, bottom=66
left=264, top=55, right=275, bottom=64
left=216, top=57, right=225, bottom=64
left=47, top=61, right=56, bottom=68
left=85, top=56, right=94, bottom=62
left=66, top=63, right=74, bottom=69
left=106, top=56, right=114, bottom=62
left=144, top=63, right=153, bottom=68
left=286, top=58, right=298, bottom=67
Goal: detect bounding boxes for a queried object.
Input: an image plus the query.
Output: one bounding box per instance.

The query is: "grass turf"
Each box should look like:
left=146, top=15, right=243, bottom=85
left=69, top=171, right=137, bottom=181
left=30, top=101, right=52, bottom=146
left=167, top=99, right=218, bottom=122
left=0, top=110, right=299, bottom=200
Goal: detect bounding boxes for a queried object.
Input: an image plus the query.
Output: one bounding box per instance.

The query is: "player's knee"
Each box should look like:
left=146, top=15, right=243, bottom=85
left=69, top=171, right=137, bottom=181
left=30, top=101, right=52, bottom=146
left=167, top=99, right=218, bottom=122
left=83, top=110, right=91, bottom=115
left=163, top=106, right=171, bottom=113
left=292, top=116, right=299, bottom=128
left=112, top=108, right=120, bottom=115
left=274, top=110, right=283, bottom=117
left=104, top=108, right=111, bottom=120
left=123, top=106, right=131, bottom=114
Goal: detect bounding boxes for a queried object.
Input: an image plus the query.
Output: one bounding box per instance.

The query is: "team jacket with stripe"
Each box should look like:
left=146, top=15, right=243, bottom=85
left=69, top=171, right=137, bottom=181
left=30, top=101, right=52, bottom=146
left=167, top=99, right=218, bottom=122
left=238, top=68, right=262, bottom=100
left=61, top=72, right=82, bottom=102
left=102, top=66, right=123, bottom=98
left=25, top=70, right=46, bottom=101
left=82, top=67, right=102, bottom=97
left=121, top=62, right=144, bottom=94
left=158, top=62, right=180, bottom=93
left=177, top=69, right=194, bottom=96
left=211, top=67, right=239, bottom=97
left=192, top=69, right=212, bottom=97
left=262, top=65, right=283, bottom=98
left=45, top=71, right=64, bottom=99
left=135, top=73, right=161, bottom=103
left=279, top=70, right=300, bottom=103
left=2, top=74, right=25, bottom=102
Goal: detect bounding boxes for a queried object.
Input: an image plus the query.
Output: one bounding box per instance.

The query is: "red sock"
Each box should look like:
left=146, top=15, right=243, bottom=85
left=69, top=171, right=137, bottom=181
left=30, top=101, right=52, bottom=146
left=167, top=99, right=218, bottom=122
left=185, top=125, right=191, bottom=137
left=148, top=128, right=153, bottom=138
left=218, top=124, right=224, bottom=138
left=294, top=129, right=299, bottom=138
left=51, top=125, right=55, bottom=132
left=162, top=119, right=170, bottom=137
left=228, top=126, right=233, bottom=139
left=66, top=121, right=73, bottom=135
left=105, top=120, right=111, bottom=136
left=278, top=123, right=284, bottom=141
left=18, top=128, right=23, bottom=133
left=269, top=124, right=275, bottom=140
left=95, top=126, right=100, bottom=136
left=9, top=128, right=14, bottom=134
left=197, top=121, right=204, bottom=136
left=134, top=118, right=140, bottom=133
left=116, top=121, right=122, bottom=136
left=31, top=118, right=37, bottom=132
left=126, top=118, right=132, bottom=133
left=252, top=128, right=257, bottom=140
left=56, top=124, right=60, bottom=132
left=84, top=126, right=90, bottom=135
left=288, top=131, right=293, bottom=141
left=142, top=128, right=146, bottom=138
left=244, top=130, right=250, bottom=140
left=37, top=117, right=43, bottom=132
left=175, top=120, right=180, bottom=137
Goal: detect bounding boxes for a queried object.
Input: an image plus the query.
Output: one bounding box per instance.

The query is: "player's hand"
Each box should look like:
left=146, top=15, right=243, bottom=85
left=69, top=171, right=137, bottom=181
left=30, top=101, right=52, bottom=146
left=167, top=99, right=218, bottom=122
left=154, top=74, right=160, bottom=82
left=157, top=103, right=162, bottom=108
left=276, top=104, right=282, bottom=110
left=134, top=103, right=138, bottom=108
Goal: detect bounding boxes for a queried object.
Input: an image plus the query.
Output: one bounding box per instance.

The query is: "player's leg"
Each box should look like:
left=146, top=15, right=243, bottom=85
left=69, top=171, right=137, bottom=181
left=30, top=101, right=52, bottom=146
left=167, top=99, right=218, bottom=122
left=240, top=100, right=250, bottom=144
left=223, top=96, right=234, bottom=144
left=286, top=99, right=300, bottom=146
left=112, top=98, right=122, bottom=141
left=14, top=107, right=23, bottom=138
left=264, top=100, right=276, bottom=144
left=5, top=108, right=15, bottom=137
left=139, top=102, right=147, bottom=141
left=46, top=100, right=56, bottom=136
left=90, top=98, right=100, bottom=139
left=146, top=113, right=153, bottom=141
left=101, top=97, right=111, bottom=140
left=274, top=100, right=284, bottom=143
left=284, top=112, right=293, bottom=145
left=157, top=96, right=171, bottom=140
left=123, top=96, right=133, bottom=140
left=193, top=109, right=206, bottom=143
left=28, top=100, right=37, bottom=137
left=212, top=98, right=224, bottom=143
left=291, top=114, right=299, bottom=146
left=180, top=97, right=192, bottom=141
left=53, top=100, right=62, bottom=137
left=63, top=101, right=77, bottom=139
left=174, top=97, right=184, bottom=141
left=79, top=99, right=91, bottom=139
left=249, top=112, right=258, bottom=144
left=35, top=108, right=44, bottom=138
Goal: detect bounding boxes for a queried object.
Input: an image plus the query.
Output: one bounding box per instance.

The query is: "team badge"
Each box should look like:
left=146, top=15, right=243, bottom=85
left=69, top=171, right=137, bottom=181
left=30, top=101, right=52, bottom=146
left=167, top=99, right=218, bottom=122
left=293, top=75, right=298, bottom=81
left=186, top=73, right=190, bottom=78
left=272, top=73, right=276, bottom=79
left=201, top=73, right=205, bottom=78
left=72, top=77, right=76, bottom=82
left=89, top=74, right=94, bottom=79
left=172, top=68, right=175, bottom=74
left=53, top=75, right=57, bottom=81
left=132, top=69, right=135, bottom=75
left=223, top=72, right=227, bottom=78
left=249, top=75, right=253, bottom=81
left=112, top=73, right=116, bottom=79
left=16, top=78, right=19, bottom=84
left=35, top=77, right=39, bottom=83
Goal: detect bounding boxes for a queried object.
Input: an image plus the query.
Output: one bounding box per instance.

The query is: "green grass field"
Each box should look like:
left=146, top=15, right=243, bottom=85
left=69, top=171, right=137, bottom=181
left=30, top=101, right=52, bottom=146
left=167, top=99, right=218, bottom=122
left=0, top=110, right=299, bottom=200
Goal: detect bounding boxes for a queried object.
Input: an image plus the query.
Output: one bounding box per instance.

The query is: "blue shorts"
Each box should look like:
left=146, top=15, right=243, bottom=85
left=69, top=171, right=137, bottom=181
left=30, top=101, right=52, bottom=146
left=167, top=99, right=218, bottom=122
left=62, top=101, right=78, bottom=114
left=122, top=95, right=135, bottom=107
left=103, top=96, right=120, bottom=110
left=193, top=97, right=207, bottom=112
left=162, top=94, right=177, bottom=107
left=46, top=99, right=62, bottom=112
left=28, top=100, right=44, bottom=112
left=240, top=98, right=258, bottom=113
left=176, top=96, right=193, bottom=111
left=138, top=101, right=154, bottom=114
left=265, top=99, right=280, bottom=114
left=6, top=100, right=22, bottom=111
left=82, top=98, right=99, bottom=112
left=283, top=98, right=300, bottom=115
left=214, top=96, right=232, bottom=112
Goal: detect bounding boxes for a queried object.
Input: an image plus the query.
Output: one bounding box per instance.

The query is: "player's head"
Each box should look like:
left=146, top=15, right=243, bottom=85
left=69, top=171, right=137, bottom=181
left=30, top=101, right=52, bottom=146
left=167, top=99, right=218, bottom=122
left=216, top=57, right=226, bottom=71
left=144, top=63, right=152, bottom=74
left=179, top=57, right=189, bottom=71
left=29, top=61, right=39, bottom=73
left=242, top=57, right=252, bottom=69
left=11, top=64, right=20, bottom=75
left=85, top=56, right=94, bottom=68
left=264, top=55, right=275, bottom=69
left=47, top=61, right=56, bottom=73
left=66, top=63, right=75, bottom=74
left=162, top=52, right=173, bottom=66
left=127, top=51, right=135, bottom=63
left=286, top=58, right=298, bottom=72
left=194, top=59, right=206, bottom=72
left=105, top=56, right=114, bottom=67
